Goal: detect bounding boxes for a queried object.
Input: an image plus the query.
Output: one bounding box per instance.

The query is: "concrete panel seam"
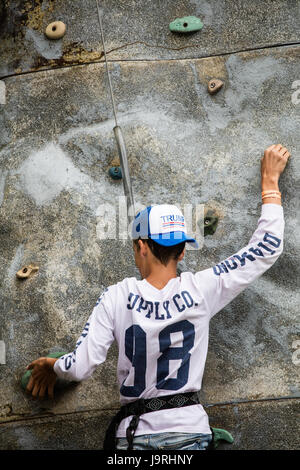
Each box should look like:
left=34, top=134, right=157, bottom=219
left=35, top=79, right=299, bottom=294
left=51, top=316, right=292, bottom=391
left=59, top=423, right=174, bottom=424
left=0, top=396, right=299, bottom=426
left=1, top=41, right=299, bottom=81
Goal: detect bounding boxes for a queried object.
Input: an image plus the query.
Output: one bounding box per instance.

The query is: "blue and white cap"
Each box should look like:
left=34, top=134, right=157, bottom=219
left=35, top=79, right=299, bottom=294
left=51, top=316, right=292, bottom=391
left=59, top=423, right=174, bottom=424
left=132, top=204, right=198, bottom=248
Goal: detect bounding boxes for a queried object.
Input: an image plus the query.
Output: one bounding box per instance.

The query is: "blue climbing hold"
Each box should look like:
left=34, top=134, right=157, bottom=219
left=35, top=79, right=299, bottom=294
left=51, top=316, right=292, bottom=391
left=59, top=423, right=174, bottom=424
left=109, top=166, right=122, bottom=180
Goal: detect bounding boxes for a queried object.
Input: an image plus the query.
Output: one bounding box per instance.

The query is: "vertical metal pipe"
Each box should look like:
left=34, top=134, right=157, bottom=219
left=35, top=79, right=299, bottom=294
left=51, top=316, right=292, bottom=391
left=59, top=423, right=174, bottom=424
left=96, top=0, right=135, bottom=222
left=113, top=126, right=135, bottom=218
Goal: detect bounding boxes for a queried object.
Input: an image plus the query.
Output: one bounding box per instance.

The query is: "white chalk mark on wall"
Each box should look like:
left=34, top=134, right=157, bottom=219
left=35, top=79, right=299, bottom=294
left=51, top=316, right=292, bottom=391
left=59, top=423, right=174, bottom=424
left=15, top=143, right=84, bottom=206
left=13, top=106, right=202, bottom=210
left=14, top=142, right=122, bottom=211
left=191, top=55, right=282, bottom=134
left=7, top=244, right=25, bottom=280
left=25, top=29, right=63, bottom=60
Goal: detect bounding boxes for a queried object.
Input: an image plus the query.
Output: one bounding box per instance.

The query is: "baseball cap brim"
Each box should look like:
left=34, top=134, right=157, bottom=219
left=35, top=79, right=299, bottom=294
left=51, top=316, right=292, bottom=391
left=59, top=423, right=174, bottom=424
left=150, top=231, right=199, bottom=248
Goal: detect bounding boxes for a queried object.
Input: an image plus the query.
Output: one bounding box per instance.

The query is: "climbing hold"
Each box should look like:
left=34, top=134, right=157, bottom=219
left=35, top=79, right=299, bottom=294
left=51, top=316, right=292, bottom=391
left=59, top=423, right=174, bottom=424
left=109, top=166, right=122, bottom=180
left=211, top=427, right=234, bottom=449
left=45, top=21, right=66, bottom=40
left=21, top=351, right=67, bottom=391
left=204, top=210, right=219, bottom=236
left=16, top=265, right=39, bottom=280
left=169, top=16, right=203, bottom=33
left=208, top=79, right=224, bottom=95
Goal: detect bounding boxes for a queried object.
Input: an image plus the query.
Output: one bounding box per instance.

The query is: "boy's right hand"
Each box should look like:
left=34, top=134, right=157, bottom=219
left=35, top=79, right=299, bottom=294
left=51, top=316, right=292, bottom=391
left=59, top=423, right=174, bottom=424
left=26, top=357, right=58, bottom=399
left=261, top=144, right=291, bottom=190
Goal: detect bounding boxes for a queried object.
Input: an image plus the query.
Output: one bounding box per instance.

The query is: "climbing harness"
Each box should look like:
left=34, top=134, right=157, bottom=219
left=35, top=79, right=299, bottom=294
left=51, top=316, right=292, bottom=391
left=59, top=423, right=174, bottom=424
left=103, top=390, right=234, bottom=450
left=96, top=0, right=135, bottom=221
left=103, top=391, right=201, bottom=450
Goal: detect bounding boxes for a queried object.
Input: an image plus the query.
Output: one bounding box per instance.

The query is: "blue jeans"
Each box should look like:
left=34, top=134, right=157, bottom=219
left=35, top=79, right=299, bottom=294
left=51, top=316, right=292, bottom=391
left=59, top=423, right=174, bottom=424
left=116, top=432, right=212, bottom=450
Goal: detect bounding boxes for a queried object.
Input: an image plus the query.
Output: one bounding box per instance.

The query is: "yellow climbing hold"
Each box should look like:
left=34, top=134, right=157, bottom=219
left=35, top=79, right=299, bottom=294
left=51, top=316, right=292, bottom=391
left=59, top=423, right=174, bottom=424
left=45, top=21, right=66, bottom=40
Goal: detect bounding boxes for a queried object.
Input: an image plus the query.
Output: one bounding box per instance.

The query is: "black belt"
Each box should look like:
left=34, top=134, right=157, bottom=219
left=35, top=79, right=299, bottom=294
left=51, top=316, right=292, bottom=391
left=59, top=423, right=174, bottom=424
left=103, top=391, right=201, bottom=450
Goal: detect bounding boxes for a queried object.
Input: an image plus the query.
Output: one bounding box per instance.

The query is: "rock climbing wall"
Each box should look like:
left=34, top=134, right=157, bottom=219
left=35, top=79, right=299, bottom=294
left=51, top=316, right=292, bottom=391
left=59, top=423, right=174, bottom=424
left=0, top=0, right=299, bottom=450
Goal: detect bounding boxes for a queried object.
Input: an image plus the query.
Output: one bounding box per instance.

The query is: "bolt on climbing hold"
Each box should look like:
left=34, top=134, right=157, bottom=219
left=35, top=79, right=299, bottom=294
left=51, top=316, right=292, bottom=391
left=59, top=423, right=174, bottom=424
left=45, top=21, right=66, bottom=40
left=203, top=210, right=219, bottom=236
left=109, top=166, right=122, bottom=180
left=208, top=79, right=224, bottom=95
left=169, top=16, right=203, bottom=33
left=16, top=265, right=39, bottom=280
left=211, top=427, right=234, bottom=449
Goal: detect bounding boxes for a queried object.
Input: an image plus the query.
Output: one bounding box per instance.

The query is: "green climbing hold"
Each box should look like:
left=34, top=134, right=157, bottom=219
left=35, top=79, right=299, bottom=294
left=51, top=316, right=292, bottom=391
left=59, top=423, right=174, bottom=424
left=21, top=370, right=33, bottom=390
left=109, top=166, right=122, bottom=180
left=211, top=427, right=234, bottom=449
left=21, top=351, right=67, bottom=390
left=204, top=210, right=219, bottom=236
left=169, top=16, right=203, bottom=33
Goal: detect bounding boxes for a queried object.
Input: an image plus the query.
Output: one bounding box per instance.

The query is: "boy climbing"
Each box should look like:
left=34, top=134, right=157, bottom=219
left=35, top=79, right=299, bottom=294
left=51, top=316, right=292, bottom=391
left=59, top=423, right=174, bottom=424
left=25, top=144, right=290, bottom=450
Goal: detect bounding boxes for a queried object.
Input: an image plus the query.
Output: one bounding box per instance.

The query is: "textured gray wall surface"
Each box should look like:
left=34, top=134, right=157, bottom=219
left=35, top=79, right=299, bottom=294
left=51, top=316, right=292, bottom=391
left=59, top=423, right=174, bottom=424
left=1, top=0, right=300, bottom=76
left=0, top=0, right=299, bottom=450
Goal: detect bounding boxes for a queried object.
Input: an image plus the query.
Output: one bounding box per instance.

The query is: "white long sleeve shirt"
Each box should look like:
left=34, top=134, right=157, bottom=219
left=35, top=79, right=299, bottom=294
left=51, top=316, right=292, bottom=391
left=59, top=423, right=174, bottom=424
left=54, top=204, right=284, bottom=437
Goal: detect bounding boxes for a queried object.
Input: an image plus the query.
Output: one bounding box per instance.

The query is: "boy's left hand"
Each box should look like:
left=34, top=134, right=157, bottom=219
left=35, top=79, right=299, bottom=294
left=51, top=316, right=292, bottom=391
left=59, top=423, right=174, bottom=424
left=26, top=357, right=58, bottom=399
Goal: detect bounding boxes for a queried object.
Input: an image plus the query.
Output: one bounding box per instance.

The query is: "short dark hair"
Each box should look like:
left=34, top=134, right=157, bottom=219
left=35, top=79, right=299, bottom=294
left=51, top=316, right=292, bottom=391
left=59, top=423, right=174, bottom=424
left=134, top=238, right=185, bottom=266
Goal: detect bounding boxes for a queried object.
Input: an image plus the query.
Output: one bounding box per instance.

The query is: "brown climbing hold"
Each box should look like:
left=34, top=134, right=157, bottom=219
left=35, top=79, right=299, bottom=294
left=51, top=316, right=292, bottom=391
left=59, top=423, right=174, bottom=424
left=16, top=265, right=39, bottom=280
left=45, top=21, right=66, bottom=40
left=208, top=79, right=224, bottom=95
